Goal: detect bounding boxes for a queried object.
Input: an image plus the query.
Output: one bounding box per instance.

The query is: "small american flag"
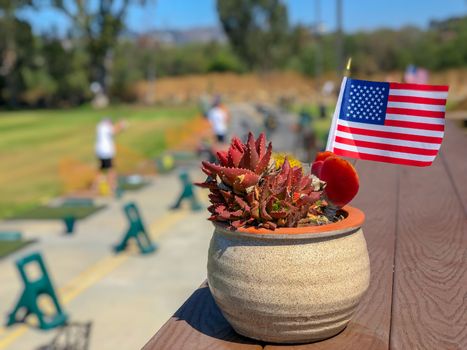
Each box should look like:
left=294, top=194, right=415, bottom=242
left=326, top=78, right=449, bottom=167
left=404, top=65, right=429, bottom=84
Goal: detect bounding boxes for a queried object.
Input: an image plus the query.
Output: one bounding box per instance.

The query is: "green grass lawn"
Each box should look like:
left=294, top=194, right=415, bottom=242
left=0, top=104, right=197, bottom=219
left=10, top=205, right=106, bottom=220
left=0, top=240, right=33, bottom=259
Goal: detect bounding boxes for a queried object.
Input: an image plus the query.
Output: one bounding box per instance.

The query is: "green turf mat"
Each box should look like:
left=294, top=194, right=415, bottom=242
left=0, top=240, right=33, bottom=259
left=10, top=205, right=105, bottom=220
left=119, top=182, right=149, bottom=191
left=118, top=175, right=151, bottom=191
left=62, top=198, right=95, bottom=207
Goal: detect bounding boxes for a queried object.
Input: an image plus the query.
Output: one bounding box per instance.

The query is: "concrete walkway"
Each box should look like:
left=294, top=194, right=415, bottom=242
left=0, top=169, right=211, bottom=350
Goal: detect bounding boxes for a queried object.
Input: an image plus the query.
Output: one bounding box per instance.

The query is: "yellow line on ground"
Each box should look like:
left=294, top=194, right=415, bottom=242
left=0, top=328, right=28, bottom=349
left=149, top=210, right=188, bottom=240
left=60, top=254, right=129, bottom=304
left=60, top=209, right=189, bottom=304
left=0, top=209, right=189, bottom=350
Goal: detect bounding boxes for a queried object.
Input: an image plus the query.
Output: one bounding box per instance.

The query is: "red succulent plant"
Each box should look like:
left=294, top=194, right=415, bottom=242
left=197, top=134, right=360, bottom=230
left=197, top=133, right=324, bottom=229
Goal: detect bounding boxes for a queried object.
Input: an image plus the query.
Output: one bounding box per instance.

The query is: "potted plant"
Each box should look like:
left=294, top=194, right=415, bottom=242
left=197, top=133, right=369, bottom=344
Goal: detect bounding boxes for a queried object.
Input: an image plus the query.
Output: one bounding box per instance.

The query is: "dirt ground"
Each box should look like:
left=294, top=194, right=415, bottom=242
left=133, top=69, right=467, bottom=107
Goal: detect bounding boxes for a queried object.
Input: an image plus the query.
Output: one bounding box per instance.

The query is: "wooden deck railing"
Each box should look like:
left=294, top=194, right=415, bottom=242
left=143, top=120, right=467, bottom=350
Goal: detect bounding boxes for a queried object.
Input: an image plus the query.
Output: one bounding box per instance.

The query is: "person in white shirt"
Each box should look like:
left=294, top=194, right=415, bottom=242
left=208, top=96, right=229, bottom=143
left=95, top=118, right=124, bottom=193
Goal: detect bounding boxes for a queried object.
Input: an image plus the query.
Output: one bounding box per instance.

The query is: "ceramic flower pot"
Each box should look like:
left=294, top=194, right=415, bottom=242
left=207, top=205, right=370, bottom=344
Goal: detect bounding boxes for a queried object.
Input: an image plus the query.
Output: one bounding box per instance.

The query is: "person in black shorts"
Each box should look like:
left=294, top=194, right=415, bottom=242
left=99, top=158, right=113, bottom=171
left=95, top=118, right=125, bottom=194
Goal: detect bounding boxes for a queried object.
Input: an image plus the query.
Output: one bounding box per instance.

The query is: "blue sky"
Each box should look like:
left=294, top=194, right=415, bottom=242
left=19, top=0, right=467, bottom=35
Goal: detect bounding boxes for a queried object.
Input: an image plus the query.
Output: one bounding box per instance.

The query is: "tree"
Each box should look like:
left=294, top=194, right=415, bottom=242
left=217, top=0, right=290, bottom=70
left=0, top=0, right=34, bottom=106
left=39, top=35, right=90, bottom=105
left=50, top=0, right=149, bottom=96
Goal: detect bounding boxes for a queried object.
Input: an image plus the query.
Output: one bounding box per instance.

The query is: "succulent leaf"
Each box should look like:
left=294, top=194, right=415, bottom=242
left=247, top=133, right=260, bottom=170
left=228, top=147, right=244, bottom=167
left=311, top=160, right=324, bottom=177
left=256, top=133, right=266, bottom=158
left=232, top=137, right=245, bottom=152
left=255, top=142, right=272, bottom=174
left=220, top=166, right=259, bottom=188
left=217, top=151, right=229, bottom=166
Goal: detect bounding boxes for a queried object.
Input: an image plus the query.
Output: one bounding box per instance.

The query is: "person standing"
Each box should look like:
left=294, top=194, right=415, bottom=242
left=208, top=96, right=229, bottom=143
left=95, top=118, right=124, bottom=194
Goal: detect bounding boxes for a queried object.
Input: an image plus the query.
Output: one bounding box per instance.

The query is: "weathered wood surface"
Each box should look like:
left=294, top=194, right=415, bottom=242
left=265, top=161, right=399, bottom=350
left=390, top=122, right=467, bottom=350
left=142, top=282, right=263, bottom=350
left=143, top=120, right=467, bottom=350
left=439, top=121, right=467, bottom=216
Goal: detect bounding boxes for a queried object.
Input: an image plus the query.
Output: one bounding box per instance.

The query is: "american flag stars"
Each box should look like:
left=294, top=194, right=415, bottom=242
left=339, top=79, right=390, bottom=125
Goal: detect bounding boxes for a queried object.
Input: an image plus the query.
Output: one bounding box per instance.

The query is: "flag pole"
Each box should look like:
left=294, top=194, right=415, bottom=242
left=325, top=56, right=352, bottom=153
left=344, top=56, right=352, bottom=77
left=324, top=57, right=355, bottom=220
left=343, top=57, right=358, bottom=167
left=344, top=57, right=352, bottom=77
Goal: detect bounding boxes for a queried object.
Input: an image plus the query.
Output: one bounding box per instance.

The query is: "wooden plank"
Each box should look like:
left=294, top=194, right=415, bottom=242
left=266, top=160, right=398, bottom=350
left=439, top=121, right=467, bottom=216
left=142, top=282, right=264, bottom=350
left=390, top=153, right=467, bottom=349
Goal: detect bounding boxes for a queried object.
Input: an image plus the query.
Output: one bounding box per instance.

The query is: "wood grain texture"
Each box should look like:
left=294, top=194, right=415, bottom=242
left=439, top=120, right=467, bottom=217
left=265, top=161, right=398, bottom=350
left=390, top=152, right=467, bottom=349
left=144, top=122, right=467, bottom=350
left=142, top=282, right=263, bottom=350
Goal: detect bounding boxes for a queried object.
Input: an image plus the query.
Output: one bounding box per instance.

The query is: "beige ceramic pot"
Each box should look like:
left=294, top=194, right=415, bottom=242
left=207, top=205, right=370, bottom=344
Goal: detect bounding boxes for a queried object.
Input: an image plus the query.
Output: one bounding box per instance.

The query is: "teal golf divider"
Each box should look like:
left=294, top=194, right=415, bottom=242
left=113, top=202, right=157, bottom=255
left=170, top=170, right=202, bottom=211
left=7, top=252, right=68, bottom=330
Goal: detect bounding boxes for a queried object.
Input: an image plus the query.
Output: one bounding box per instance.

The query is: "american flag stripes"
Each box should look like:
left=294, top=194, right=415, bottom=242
left=326, top=78, right=449, bottom=167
